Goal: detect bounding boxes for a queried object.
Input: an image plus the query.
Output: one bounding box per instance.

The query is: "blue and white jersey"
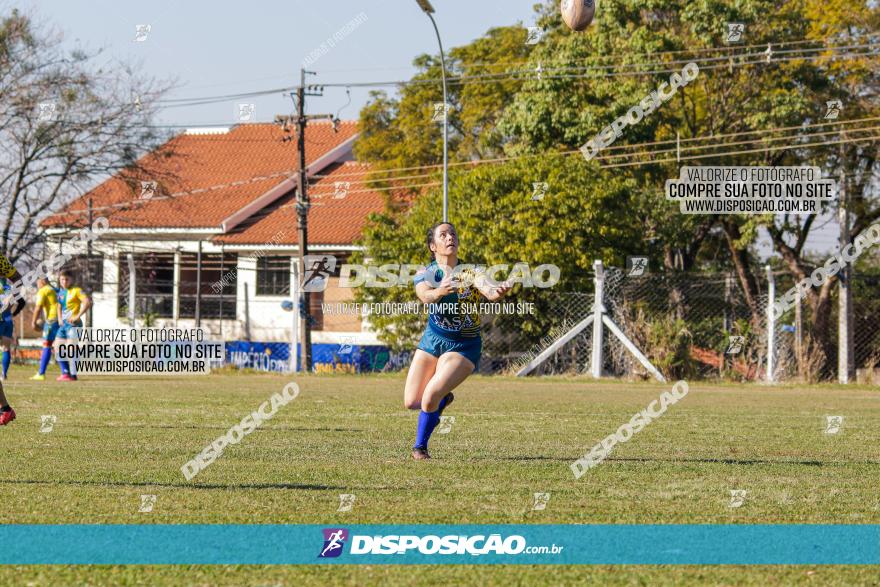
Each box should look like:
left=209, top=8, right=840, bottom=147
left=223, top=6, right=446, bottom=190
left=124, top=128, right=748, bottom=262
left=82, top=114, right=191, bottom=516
left=414, top=261, right=484, bottom=339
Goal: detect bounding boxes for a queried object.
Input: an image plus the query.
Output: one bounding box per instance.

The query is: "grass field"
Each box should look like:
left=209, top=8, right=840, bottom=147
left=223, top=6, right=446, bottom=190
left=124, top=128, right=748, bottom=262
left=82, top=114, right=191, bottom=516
left=0, top=367, right=878, bottom=585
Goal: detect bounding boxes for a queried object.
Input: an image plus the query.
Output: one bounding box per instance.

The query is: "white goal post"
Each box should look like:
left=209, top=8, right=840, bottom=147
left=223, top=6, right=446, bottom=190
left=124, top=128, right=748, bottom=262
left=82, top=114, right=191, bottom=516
left=516, top=260, right=666, bottom=382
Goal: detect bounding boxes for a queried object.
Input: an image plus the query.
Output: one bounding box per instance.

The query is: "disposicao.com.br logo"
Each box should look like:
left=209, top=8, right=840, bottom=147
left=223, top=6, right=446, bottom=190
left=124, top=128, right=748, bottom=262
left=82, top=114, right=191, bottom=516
left=318, top=528, right=564, bottom=558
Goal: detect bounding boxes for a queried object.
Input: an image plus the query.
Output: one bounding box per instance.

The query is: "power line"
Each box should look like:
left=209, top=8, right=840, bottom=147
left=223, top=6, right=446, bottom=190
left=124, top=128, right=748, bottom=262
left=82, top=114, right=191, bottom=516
left=446, top=41, right=880, bottom=77
left=46, top=118, right=880, bottom=220
left=317, top=36, right=838, bottom=73
left=317, top=47, right=880, bottom=89
left=599, top=133, right=880, bottom=169
left=596, top=125, right=880, bottom=163
left=149, top=42, right=878, bottom=109
left=313, top=116, right=880, bottom=180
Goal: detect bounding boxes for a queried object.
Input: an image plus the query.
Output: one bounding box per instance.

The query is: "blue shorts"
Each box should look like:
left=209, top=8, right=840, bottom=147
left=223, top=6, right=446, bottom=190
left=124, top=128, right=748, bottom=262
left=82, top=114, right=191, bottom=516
left=57, top=321, right=82, bottom=340
left=417, top=328, right=481, bottom=372
left=0, top=317, right=12, bottom=339
left=43, top=321, right=60, bottom=342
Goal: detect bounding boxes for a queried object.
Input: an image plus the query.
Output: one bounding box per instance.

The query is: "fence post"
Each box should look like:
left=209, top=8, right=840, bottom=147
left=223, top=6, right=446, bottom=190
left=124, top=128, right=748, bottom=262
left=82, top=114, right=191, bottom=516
left=195, top=241, right=203, bottom=329
left=290, top=259, right=299, bottom=373
left=766, top=265, right=776, bottom=383
left=838, top=167, right=854, bottom=384
left=723, top=272, right=734, bottom=376
left=590, top=260, right=605, bottom=378
left=795, top=293, right=803, bottom=379
left=244, top=283, right=251, bottom=342
left=127, top=254, right=136, bottom=328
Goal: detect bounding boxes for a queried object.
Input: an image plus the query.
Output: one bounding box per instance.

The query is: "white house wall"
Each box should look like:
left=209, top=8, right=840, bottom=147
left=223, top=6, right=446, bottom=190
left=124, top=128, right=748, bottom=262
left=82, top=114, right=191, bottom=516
left=42, top=238, right=381, bottom=345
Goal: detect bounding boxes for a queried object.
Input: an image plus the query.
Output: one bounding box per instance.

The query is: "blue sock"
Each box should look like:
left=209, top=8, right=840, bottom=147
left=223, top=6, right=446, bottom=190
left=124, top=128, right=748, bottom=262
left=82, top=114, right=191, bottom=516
left=59, top=360, right=69, bottom=375
left=39, top=347, right=52, bottom=375
left=413, top=394, right=454, bottom=449
left=425, top=395, right=452, bottom=438
left=414, top=409, right=440, bottom=449
left=1, top=351, right=8, bottom=378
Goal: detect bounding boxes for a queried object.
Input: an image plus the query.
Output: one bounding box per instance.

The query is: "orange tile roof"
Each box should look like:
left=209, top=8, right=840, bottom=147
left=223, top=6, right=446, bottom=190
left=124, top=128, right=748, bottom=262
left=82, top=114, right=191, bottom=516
left=43, top=121, right=360, bottom=231
left=214, top=162, right=385, bottom=246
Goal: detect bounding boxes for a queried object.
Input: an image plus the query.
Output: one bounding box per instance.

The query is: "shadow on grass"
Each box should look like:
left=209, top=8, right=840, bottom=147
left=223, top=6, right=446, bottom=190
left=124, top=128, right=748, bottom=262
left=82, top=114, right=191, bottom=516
left=68, top=425, right=363, bottom=433
left=491, top=455, right=860, bottom=466
left=0, top=479, right=343, bottom=491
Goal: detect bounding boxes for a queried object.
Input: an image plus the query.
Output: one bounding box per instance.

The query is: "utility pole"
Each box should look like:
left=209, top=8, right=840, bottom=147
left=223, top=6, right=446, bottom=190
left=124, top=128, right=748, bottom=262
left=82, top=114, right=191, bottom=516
left=838, top=166, right=854, bottom=384
left=295, top=73, right=312, bottom=372
left=276, top=69, right=338, bottom=372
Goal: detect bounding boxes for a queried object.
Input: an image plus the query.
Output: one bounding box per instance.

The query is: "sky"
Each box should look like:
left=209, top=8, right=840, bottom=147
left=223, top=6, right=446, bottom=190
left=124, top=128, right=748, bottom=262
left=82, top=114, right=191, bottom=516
left=14, top=0, right=540, bottom=128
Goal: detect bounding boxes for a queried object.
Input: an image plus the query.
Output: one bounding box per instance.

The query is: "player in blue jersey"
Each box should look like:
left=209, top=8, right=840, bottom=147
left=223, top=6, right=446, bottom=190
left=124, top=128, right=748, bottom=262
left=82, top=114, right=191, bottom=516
left=0, top=253, right=26, bottom=425
left=0, top=279, right=14, bottom=383
left=404, top=222, right=512, bottom=460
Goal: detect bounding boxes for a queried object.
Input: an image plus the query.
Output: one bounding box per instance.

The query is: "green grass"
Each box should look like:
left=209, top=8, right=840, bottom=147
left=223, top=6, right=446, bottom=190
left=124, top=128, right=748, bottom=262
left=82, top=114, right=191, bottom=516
left=0, top=368, right=878, bottom=585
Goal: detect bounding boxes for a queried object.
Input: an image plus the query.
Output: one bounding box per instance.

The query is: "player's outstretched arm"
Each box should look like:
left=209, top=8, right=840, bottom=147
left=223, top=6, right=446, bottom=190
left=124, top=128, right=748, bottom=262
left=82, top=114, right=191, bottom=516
left=415, top=278, right=456, bottom=305
left=474, top=274, right=513, bottom=302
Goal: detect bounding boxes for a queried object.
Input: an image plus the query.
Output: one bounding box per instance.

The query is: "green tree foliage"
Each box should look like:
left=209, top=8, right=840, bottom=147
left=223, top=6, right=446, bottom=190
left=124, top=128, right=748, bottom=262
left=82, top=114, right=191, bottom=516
left=354, top=0, right=880, bottom=366
left=351, top=154, right=643, bottom=349
left=354, top=25, right=531, bottom=178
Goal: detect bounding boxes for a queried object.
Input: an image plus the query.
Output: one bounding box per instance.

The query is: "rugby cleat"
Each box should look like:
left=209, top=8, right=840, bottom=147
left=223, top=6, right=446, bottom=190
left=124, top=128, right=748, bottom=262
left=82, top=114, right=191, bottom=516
left=411, top=446, right=431, bottom=460
left=30, top=374, right=45, bottom=381
left=0, top=408, right=15, bottom=426
left=56, top=374, right=76, bottom=382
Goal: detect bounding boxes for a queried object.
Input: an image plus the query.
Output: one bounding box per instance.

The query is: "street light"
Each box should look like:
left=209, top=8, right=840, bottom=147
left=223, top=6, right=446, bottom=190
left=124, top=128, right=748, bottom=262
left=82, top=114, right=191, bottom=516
left=414, top=0, right=449, bottom=222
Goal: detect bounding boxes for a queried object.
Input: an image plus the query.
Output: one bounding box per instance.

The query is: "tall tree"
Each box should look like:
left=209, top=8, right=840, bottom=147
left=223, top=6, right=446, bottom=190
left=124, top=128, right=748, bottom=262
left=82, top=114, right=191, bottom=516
left=354, top=0, right=880, bottom=372
left=0, top=9, right=175, bottom=267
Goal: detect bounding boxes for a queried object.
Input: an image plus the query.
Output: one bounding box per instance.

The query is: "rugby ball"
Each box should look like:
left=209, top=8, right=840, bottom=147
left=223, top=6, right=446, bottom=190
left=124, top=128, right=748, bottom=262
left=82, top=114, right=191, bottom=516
left=561, top=0, right=595, bottom=32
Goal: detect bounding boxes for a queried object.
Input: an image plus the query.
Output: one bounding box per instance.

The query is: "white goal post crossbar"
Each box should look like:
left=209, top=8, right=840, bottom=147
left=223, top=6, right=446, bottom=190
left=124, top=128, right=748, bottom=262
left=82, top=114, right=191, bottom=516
left=515, top=260, right=666, bottom=382
left=516, top=315, right=594, bottom=377
left=601, top=314, right=666, bottom=382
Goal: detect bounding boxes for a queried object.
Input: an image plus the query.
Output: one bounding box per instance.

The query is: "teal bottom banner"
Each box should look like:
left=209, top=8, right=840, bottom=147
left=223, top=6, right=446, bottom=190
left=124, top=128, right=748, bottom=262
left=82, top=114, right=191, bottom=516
left=0, top=525, right=877, bottom=565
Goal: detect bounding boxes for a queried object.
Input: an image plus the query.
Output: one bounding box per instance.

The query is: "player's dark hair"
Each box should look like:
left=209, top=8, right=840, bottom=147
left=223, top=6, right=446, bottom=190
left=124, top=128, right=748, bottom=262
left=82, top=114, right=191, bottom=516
left=59, top=270, right=73, bottom=279
left=426, top=222, right=457, bottom=261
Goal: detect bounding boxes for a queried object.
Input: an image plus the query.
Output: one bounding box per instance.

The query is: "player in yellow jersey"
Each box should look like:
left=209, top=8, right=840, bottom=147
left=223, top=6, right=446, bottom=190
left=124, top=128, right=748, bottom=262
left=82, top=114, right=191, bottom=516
left=0, top=253, right=25, bottom=425
left=55, top=270, right=91, bottom=382
left=30, top=277, right=60, bottom=381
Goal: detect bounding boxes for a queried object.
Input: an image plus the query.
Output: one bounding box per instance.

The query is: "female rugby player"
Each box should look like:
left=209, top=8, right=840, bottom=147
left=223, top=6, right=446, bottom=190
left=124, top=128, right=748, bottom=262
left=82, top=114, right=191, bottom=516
left=404, top=222, right=512, bottom=460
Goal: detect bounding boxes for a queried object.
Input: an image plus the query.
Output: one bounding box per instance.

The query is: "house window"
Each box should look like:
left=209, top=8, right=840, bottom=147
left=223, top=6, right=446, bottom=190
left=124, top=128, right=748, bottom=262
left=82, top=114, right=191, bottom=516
left=178, top=253, right=238, bottom=319
left=117, top=252, right=175, bottom=318
left=62, top=255, right=104, bottom=293
left=256, top=256, right=290, bottom=296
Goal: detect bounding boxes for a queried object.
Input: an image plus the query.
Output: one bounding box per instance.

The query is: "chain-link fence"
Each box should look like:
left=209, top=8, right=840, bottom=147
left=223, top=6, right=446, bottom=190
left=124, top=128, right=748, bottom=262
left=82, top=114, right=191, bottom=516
left=38, top=251, right=880, bottom=381
left=480, top=266, right=880, bottom=382
left=854, top=274, right=880, bottom=377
